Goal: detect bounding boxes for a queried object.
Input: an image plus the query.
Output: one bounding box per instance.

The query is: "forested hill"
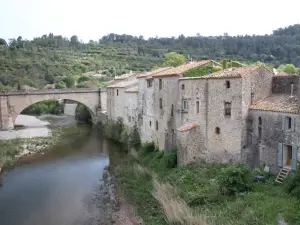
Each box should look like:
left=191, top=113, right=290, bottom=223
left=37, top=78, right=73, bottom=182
left=0, top=24, right=300, bottom=90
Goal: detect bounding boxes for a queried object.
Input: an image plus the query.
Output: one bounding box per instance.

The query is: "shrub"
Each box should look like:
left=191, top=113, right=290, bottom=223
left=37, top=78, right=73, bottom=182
left=128, top=125, right=141, bottom=150
left=285, top=169, right=300, bottom=199
left=142, top=142, right=155, bottom=153
left=162, top=149, right=177, bottom=168
left=120, top=128, right=129, bottom=151
left=216, top=164, right=252, bottom=195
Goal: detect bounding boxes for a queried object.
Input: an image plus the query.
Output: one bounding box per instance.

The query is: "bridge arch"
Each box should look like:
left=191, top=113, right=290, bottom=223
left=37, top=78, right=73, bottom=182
left=17, top=98, right=95, bottom=124
left=0, top=89, right=103, bottom=130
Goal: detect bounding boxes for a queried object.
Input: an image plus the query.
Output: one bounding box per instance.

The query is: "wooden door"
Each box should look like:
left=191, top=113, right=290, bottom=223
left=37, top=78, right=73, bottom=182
left=287, top=145, right=293, bottom=166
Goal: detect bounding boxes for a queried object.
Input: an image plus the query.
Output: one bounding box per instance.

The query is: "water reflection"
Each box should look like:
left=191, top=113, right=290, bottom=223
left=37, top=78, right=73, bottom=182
left=0, top=129, right=111, bottom=225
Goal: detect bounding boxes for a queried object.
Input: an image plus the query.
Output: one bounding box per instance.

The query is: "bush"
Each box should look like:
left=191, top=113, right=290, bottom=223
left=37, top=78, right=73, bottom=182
left=129, top=125, right=141, bottom=150
left=216, top=164, right=252, bottom=195
left=142, top=142, right=155, bottom=153
left=285, top=169, right=300, bottom=199
left=162, top=149, right=177, bottom=168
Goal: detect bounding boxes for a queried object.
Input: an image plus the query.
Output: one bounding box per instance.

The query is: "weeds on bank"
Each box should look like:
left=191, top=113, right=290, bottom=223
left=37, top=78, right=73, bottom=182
left=102, top=121, right=300, bottom=224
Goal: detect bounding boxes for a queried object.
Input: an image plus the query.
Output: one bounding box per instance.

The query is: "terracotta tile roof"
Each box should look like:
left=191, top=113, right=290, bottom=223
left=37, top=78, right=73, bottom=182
left=115, top=73, right=135, bottom=80
left=107, top=80, right=138, bottom=88
left=125, top=86, right=138, bottom=93
left=179, top=66, right=263, bottom=80
left=250, top=94, right=299, bottom=114
left=200, top=66, right=260, bottom=79
left=152, top=60, right=213, bottom=78
left=177, top=123, right=198, bottom=132
left=137, top=67, right=172, bottom=79
left=276, top=71, right=289, bottom=76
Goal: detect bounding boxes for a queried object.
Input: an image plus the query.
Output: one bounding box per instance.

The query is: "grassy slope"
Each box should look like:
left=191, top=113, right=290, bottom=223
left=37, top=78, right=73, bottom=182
left=113, top=149, right=300, bottom=225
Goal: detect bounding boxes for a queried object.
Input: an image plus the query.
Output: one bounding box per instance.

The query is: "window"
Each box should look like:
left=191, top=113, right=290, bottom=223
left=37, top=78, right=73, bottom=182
left=215, top=127, right=220, bottom=134
left=258, top=127, right=262, bottom=139
left=247, top=118, right=253, bottom=131
left=287, top=117, right=292, bottom=129
left=224, top=102, right=231, bottom=116
left=226, top=81, right=230, bottom=88
left=159, top=79, right=162, bottom=90
left=181, top=84, right=185, bottom=90
left=156, top=121, right=158, bottom=130
left=159, top=98, right=163, bottom=109
left=149, top=121, right=152, bottom=127
left=147, top=79, right=153, bottom=88
left=258, top=117, right=262, bottom=140
left=196, top=101, right=199, bottom=113
left=182, top=100, right=188, bottom=111
left=251, top=93, right=254, bottom=104
left=282, top=116, right=295, bottom=131
left=116, top=89, right=119, bottom=96
left=171, top=104, right=174, bottom=117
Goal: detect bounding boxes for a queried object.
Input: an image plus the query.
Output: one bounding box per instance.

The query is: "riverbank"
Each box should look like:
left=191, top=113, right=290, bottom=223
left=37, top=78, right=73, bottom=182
left=111, top=145, right=300, bottom=225
left=0, top=116, right=90, bottom=172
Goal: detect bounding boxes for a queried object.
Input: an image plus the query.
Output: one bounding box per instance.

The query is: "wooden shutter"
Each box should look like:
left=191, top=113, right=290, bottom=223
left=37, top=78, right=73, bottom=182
left=277, top=143, right=283, bottom=167
left=291, top=118, right=295, bottom=132
left=282, top=116, right=285, bottom=130
left=292, top=145, right=297, bottom=170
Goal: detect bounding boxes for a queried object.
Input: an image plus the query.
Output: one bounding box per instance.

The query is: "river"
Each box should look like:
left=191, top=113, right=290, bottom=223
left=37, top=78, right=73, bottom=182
left=0, top=115, right=117, bottom=225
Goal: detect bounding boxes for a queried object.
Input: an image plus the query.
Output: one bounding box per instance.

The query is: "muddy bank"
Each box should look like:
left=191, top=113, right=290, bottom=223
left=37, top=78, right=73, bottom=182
left=99, top=166, right=143, bottom=225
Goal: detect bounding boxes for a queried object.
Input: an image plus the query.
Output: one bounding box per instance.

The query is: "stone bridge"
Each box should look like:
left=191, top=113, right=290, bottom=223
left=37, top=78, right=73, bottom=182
left=0, top=88, right=107, bottom=130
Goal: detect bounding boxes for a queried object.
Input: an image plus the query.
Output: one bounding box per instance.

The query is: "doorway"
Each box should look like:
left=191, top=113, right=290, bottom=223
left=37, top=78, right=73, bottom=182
left=284, top=145, right=293, bottom=167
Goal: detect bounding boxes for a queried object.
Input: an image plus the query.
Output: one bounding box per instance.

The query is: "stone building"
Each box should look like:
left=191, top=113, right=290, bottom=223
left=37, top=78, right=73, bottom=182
left=107, top=79, right=138, bottom=126
left=246, top=76, right=300, bottom=173
left=136, top=68, right=171, bottom=143
left=138, top=60, right=219, bottom=150
left=176, top=66, right=274, bottom=166
left=105, top=61, right=300, bottom=174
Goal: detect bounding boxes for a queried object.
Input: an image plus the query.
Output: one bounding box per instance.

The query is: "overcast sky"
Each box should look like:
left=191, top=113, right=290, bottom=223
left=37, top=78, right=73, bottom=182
left=0, top=0, right=299, bottom=42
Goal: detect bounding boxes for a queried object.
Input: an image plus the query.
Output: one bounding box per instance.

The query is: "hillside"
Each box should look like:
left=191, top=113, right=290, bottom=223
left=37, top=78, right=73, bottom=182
left=1, top=24, right=300, bottom=90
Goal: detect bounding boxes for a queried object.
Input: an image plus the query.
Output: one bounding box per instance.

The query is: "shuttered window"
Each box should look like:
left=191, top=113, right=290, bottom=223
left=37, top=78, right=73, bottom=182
left=282, top=116, right=295, bottom=131
left=278, top=143, right=283, bottom=167
left=292, top=145, right=297, bottom=170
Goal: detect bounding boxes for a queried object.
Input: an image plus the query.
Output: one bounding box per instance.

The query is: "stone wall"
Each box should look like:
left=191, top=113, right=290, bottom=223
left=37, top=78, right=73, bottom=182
left=137, top=78, right=155, bottom=143
left=177, top=78, right=207, bottom=130
left=64, top=103, right=78, bottom=116
left=177, top=126, right=206, bottom=166
left=123, top=91, right=138, bottom=127
left=206, top=77, right=243, bottom=163
left=153, top=76, right=179, bottom=150
left=241, top=67, right=274, bottom=160
left=246, top=110, right=300, bottom=173
left=272, top=76, right=300, bottom=95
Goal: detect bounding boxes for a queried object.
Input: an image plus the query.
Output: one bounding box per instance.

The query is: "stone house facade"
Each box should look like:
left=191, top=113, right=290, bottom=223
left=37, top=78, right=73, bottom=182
left=176, top=66, right=274, bottom=166
left=142, top=60, right=217, bottom=150
left=107, top=79, right=138, bottom=126
left=246, top=76, right=300, bottom=173
left=106, top=61, right=300, bottom=173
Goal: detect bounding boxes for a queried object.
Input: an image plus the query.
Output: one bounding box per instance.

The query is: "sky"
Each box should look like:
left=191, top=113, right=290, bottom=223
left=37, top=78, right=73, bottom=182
left=0, top=0, right=299, bottom=42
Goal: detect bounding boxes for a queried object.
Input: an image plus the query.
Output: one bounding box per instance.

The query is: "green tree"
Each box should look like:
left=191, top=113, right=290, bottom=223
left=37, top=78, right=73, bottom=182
left=77, top=76, right=90, bottom=83
left=278, top=64, right=297, bottom=74
left=0, top=38, right=7, bottom=46
left=45, top=73, right=54, bottom=84
left=62, top=76, right=76, bottom=88
left=55, top=81, right=67, bottom=89
left=162, top=52, right=185, bottom=67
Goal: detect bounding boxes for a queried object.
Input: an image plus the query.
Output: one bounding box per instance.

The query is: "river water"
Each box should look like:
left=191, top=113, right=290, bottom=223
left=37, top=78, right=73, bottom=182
left=0, top=115, right=116, bottom=225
